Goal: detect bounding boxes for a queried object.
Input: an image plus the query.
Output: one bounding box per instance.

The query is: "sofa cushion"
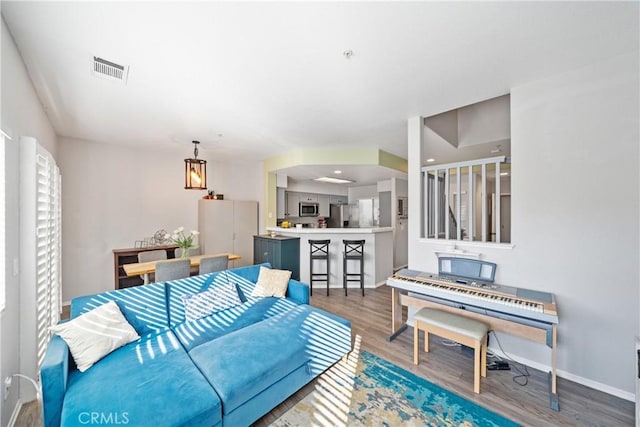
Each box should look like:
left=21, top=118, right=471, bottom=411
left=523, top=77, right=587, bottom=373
left=173, top=296, right=300, bottom=352
left=71, top=282, right=169, bottom=335
left=50, top=300, right=140, bottom=372
left=188, top=307, right=312, bottom=415
left=167, top=264, right=275, bottom=327
left=61, top=330, right=221, bottom=427
left=188, top=304, right=352, bottom=417
left=222, top=262, right=270, bottom=284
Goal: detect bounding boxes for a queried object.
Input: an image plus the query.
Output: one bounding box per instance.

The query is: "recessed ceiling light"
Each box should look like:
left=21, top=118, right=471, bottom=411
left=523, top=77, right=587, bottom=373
left=314, top=177, right=354, bottom=184
left=334, top=170, right=342, bottom=174
left=426, top=158, right=435, bottom=163
left=343, top=49, right=354, bottom=59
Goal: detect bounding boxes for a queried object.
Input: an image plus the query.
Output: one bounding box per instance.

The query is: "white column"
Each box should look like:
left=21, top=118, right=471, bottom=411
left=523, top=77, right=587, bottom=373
left=407, top=117, right=424, bottom=249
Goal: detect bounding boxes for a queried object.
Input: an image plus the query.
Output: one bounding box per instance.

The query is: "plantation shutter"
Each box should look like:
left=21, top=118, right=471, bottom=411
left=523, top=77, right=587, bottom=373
left=34, top=149, right=62, bottom=369
left=20, top=137, right=62, bottom=382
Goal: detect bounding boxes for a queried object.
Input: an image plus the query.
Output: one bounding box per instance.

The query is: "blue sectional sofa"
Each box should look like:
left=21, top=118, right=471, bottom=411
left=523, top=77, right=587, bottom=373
left=40, top=263, right=352, bottom=427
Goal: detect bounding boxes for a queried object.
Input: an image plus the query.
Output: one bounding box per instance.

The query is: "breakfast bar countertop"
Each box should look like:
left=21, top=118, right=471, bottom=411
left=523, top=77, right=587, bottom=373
left=266, top=226, right=393, bottom=234
left=265, top=226, right=393, bottom=289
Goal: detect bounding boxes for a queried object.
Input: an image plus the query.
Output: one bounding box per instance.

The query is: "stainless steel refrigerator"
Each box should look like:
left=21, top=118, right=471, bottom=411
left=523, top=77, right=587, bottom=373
left=358, top=198, right=379, bottom=228
left=328, top=204, right=349, bottom=228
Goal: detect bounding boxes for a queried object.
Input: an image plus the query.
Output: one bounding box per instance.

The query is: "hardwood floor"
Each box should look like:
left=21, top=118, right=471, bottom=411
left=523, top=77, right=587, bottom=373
left=17, top=286, right=634, bottom=426
left=256, top=285, right=635, bottom=426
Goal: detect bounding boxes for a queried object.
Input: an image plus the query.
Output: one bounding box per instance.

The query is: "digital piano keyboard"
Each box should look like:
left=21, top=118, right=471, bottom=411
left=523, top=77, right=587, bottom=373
left=388, top=269, right=558, bottom=326
left=386, top=261, right=560, bottom=411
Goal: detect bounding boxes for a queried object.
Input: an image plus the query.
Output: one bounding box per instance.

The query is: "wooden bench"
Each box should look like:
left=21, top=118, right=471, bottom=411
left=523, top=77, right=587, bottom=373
left=413, top=307, right=489, bottom=393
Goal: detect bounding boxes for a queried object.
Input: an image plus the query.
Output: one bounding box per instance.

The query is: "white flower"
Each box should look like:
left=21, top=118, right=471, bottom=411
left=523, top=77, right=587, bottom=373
left=178, top=226, right=185, bottom=232
left=191, top=230, right=199, bottom=235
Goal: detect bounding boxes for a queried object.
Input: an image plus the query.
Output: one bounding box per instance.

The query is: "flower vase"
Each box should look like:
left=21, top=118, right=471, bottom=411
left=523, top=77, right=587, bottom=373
left=181, top=248, right=191, bottom=259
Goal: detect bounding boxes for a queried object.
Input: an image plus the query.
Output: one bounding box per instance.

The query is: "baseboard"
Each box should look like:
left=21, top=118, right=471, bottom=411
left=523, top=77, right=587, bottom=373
left=487, top=345, right=635, bottom=402
left=7, top=398, right=23, bottom=427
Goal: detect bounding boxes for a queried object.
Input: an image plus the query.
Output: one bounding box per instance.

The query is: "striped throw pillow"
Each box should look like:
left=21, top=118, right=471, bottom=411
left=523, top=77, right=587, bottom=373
left=182, top=282, right=242, bottom=322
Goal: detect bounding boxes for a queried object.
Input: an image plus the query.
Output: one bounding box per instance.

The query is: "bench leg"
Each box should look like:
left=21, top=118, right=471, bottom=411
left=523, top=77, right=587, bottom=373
left=473, top=340, right=481, bottom=394
left=424, top=328, right=429, bottom=353
left=481, top=334, right=487, bottom=378
left=413, top=322, right=419, bottom=365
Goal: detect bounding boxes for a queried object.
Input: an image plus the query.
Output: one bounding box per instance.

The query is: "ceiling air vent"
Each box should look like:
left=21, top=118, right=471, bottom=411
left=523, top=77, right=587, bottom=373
left=92, top=56, right=129, bottom=84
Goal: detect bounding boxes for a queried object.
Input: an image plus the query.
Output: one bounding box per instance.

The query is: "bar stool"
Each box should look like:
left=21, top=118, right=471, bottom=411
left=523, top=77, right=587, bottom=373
left=309, top=239, right=331, bottom=296
left=342, top=240, right=365, bottom=296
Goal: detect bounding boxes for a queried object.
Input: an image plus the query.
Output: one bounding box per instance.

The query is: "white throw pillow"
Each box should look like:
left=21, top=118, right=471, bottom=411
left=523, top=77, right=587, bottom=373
left=182, top=282, right=243, bottom=322
left=251, top=266, right=291, bottom=298
left=50, top=300, right=140, bottom=372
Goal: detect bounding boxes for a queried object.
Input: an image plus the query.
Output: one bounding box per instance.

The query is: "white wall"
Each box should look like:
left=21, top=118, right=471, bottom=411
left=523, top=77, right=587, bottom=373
left=457, top=95, right=510, bottom=147
left=408, top=52, right=639, bottom=398
left=58, top=137, right=263, bottom=301
left=286, top=180, right=348, bottom=196
left=1, top=16, right=59, bottom=423
left=348, top=184, right=378, bottom=203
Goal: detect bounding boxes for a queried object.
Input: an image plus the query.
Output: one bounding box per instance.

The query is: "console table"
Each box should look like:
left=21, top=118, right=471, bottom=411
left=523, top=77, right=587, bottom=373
left=113, top=245, right=178, bottom=289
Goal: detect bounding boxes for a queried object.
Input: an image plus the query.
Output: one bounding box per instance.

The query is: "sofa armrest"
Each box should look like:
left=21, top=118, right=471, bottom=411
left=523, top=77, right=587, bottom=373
left=41, top=334, right=69, bottom=427
left=286, top=279, right=310, bottom=305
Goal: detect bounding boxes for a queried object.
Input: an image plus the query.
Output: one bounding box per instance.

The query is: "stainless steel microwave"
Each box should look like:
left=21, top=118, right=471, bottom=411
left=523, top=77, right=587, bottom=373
left=299, top=202, right=319, bottom=217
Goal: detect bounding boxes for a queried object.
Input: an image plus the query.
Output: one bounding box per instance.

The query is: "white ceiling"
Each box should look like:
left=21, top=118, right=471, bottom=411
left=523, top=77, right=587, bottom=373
left=2, top=2, right=637, bottom=184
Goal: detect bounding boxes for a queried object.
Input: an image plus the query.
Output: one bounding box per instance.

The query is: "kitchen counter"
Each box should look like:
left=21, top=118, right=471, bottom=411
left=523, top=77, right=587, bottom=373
left=268, top=226, right=393, bottom=234
left=266, top=226, right=393, bottom=291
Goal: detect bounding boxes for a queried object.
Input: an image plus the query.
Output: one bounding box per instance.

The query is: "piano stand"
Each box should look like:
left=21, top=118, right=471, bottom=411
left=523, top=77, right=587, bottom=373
left=386, top=324, right=407, bottom=342
left=388, top=287, right=560, bottom=411
left=549, top=372, right=560, bottom=411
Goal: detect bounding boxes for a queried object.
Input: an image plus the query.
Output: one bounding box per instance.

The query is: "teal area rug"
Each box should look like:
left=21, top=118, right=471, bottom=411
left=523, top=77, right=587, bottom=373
left=272, top=350, right=519, bottom=427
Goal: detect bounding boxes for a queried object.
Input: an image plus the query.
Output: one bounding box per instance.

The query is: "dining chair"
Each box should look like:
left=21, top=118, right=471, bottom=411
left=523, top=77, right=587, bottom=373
left=199, top=255, right=229, bottom=275
left=137, top=249, right=167, bottom=283
left=174, top=247, right=202, bottom=258
left=155, top=259, right=191, bottom=282
left=175, top=247, right=202, bottom=275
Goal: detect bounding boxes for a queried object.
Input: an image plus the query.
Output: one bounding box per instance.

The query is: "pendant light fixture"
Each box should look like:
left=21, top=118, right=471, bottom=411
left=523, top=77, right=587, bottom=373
left=184, top=140, right=207, bottom=190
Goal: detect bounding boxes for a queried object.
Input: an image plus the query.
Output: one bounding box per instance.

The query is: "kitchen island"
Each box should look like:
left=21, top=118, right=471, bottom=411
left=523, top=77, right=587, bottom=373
left=265, top=226, right=393, bottom=292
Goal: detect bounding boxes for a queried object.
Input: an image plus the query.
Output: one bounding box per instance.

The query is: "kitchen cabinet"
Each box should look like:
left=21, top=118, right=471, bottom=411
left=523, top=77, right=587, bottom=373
left=198, top=200, right=258, bottom=267
left=330, top=195, right=348, bottom=205
left=318, top=195, right=329, bottom=217
left=113, top=245, right=177, bottom=289
left=299, top=193, right=317, bottom=202
left=253, top=235, right=300, bottom=280
left=285, top=192, right=299, bottom=217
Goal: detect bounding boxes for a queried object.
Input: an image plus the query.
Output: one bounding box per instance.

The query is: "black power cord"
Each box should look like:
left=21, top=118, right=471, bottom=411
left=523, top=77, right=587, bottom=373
left=489, top=330, right=531, bottom=386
